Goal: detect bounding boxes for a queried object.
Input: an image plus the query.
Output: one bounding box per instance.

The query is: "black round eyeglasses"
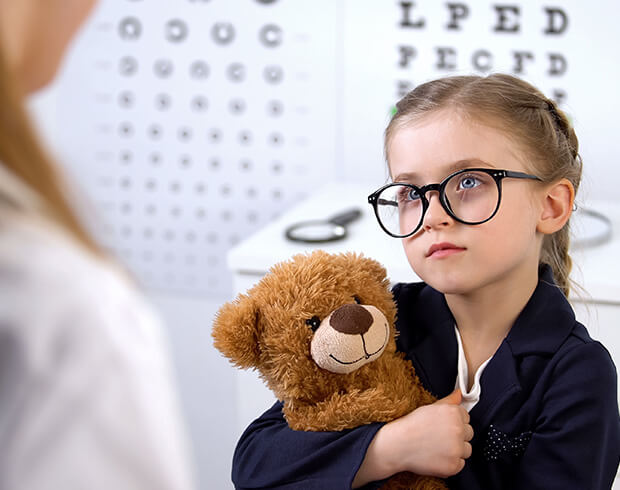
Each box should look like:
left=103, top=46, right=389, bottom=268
left=367, top=167, right=542, bottom=238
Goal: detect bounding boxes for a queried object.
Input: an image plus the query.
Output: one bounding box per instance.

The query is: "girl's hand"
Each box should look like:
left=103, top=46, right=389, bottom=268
left=353, top=389, right=473, bottom=487
left=397, top=389, right=474, bottom=477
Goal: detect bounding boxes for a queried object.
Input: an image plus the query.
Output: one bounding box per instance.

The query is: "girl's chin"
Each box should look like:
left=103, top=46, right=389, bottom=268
left=420, top=273, right=473, bottom=296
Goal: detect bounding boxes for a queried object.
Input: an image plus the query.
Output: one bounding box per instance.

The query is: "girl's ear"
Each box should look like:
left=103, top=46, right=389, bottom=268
left=536, top=178, right=575, bottom=235
left=212, top=294, right=261, bottom=369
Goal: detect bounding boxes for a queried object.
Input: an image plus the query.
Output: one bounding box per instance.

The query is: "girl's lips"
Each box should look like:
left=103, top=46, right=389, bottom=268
left=426, top=242, right=466, bottom=258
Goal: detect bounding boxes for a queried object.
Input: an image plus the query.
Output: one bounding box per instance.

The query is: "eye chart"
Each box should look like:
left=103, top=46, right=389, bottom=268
left=54, top=1, right=619, bottom=297
left=57, top=0, right=339, bottom=296
left=340, top=1, right=619, bottom=187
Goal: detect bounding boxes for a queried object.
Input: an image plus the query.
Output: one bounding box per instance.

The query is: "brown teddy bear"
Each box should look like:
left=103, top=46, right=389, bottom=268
left=212, top=250, right=447, bottom=489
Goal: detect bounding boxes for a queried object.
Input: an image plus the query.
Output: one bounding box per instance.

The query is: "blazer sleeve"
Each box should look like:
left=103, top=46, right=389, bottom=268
left=232, top=401, right=384, bottom=490
left=515, top=340, right=620, bottom=489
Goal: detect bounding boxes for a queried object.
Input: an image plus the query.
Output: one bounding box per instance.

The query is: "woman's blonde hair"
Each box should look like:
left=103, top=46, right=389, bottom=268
left=385, top=73, right=582, bottom=297
left=0, top=32, right=104, bottom=258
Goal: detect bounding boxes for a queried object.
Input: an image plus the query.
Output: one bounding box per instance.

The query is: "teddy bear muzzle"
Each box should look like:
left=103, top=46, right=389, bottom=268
left=310, top=304, right=390, bottom=374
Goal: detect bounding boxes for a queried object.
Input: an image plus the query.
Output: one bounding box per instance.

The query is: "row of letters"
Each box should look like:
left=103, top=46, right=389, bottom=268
left=398, top=2, right=569, bottom=35
left=397, top=46, right=567, bottom=76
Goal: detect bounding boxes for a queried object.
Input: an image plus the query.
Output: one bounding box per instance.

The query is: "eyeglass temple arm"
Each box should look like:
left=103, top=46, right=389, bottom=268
left=502, top=170, right=543, bottom=181
left=368, top=195, right=398, bottom=207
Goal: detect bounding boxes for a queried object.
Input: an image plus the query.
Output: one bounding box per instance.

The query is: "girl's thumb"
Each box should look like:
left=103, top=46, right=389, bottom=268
left=436, top=388, right=462, bottom=405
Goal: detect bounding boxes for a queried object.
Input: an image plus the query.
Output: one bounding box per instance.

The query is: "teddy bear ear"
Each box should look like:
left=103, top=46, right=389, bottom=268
left=212, top=294, right=261, bottom=370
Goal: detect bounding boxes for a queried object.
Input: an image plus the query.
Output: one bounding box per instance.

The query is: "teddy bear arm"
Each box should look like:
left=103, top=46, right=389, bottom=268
left=380, top=471, right=448, bottom=490
left=283, top=388, right=415, bottom=432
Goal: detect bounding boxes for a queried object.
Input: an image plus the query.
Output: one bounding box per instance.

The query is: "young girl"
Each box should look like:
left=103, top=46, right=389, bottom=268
left=231, top=74, right=620, bottom=489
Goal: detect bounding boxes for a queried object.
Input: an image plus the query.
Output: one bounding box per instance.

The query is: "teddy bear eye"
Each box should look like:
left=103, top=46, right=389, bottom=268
left=305, top=316, right=321, bottom=332
left=353, top=296, right=362, bottom=304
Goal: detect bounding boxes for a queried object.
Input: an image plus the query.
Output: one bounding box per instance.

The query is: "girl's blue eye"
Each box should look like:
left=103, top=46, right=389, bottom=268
left=459, top=175, right=480, bottom=190
left=397, top=187, right=420, bottom=201
left=408, top=188, right=421, bottom=200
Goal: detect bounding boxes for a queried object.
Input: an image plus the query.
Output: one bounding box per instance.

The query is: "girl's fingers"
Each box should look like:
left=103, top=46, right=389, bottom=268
left=463, top=442, right=473, bottom=459
left=464, top=424, right=474, bottom=442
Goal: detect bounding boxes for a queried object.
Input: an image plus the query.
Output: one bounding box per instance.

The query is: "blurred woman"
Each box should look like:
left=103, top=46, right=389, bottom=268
left=0, top=1, right=195, bottom=488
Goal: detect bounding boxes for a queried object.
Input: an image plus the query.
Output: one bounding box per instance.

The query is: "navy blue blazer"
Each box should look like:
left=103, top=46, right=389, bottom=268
left=232, top=266, right=620, bottom=489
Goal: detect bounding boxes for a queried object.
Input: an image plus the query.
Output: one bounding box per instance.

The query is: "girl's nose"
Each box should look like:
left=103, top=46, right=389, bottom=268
left=422, top=192, right=453, bottom=232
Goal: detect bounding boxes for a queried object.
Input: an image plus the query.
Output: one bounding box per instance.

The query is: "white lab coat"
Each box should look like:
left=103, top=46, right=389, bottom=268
left=0, top=164, right=195, bottom=490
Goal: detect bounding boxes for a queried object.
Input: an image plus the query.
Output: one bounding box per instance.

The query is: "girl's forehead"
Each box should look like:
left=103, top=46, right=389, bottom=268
left=387, top=110, right=528, bottom=181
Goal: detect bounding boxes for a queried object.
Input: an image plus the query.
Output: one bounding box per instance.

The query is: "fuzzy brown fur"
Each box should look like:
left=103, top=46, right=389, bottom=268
left=212, top=251, right=447, bottom=489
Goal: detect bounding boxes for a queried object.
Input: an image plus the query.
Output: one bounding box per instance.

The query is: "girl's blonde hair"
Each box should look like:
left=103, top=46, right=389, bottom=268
left=0, top=31, right=105, bottom=259
left=385, top=73, right=582, bottom=297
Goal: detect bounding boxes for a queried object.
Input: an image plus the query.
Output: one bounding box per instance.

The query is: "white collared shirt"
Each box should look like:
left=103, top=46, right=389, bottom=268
left=0, top=164, right=195, bottom=489
left=454, top=326, right=493, bottom=412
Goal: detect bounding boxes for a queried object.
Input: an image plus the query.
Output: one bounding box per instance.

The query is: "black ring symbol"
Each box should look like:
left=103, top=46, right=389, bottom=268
left=227, top=63, right=246, bottom=82
left=149, top=153, right=162, bottom=166
left=119, top=17, right=142, bottom=40
left=239, top=130, right=252, bottom=145
left=212, top=22, right=235, bottom=45
left=119, top=122, right=134, bottom=138
left=229, top=98, right=246, bottom=114
left=209, top=129, right=222, bottom=143
left=119, top=56, right=138, bottom=76
left=148, top=124, right=163, bottom=140
left=191, top=96, right=208, bottom=112
left=120, top=151, right=133, bottom=164
left=155, top=93, right=171, bottom=110
left=118, top=91, right=134, bottom=108
left=267, top=100, right=283, bottom=116
left=166, top=19, right=188, bottom=43
left=259, top=24, right=282, bottom=47
left=269, top=132, right=283, bottom=146
left=178, top=127, right=193, bottom=142
left=190, top=60, right=209, bottom=79
left=264, top=65, right=283, bottom=84
left=154, top=59, right=174, bottom=78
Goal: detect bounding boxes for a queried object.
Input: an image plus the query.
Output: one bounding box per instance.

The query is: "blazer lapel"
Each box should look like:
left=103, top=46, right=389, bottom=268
left=468, top=341, right=522, bottom=430
left=413, top=316, right=458, bottom=398
left=395, top=265, right=575, bottom=417
left=469, top=265, right=575, bottom=431
left=395, top=284, right=458, bottom=399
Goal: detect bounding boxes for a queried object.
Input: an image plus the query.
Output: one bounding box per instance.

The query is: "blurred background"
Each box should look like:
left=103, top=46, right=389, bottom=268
left=26, top=1, right=620, bottom=488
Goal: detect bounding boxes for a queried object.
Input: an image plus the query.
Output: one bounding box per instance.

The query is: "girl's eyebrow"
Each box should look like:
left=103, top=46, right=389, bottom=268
left=392, top=158, right=496, bottom=183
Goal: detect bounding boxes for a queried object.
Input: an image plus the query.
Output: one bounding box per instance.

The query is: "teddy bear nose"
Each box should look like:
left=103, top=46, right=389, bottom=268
left=329, top=304, right=373, bottom=335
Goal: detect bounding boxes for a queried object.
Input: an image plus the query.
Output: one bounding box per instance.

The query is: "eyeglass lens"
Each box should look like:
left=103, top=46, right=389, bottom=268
left=376, top=170, right=500, bottom=237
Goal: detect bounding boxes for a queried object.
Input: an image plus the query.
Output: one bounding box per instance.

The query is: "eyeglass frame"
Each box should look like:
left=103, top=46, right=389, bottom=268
left=367, top=167, right=543, bottom=238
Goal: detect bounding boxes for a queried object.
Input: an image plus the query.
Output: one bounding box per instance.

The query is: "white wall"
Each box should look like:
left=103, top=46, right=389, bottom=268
left=147, top=293, right=236, bottom=490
